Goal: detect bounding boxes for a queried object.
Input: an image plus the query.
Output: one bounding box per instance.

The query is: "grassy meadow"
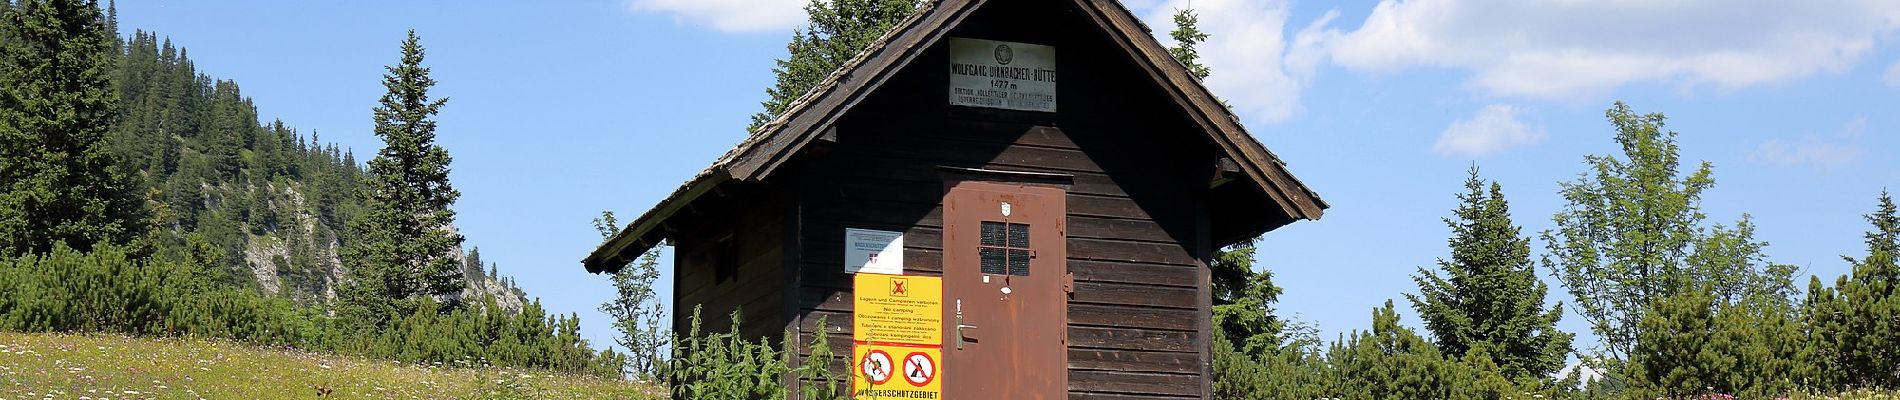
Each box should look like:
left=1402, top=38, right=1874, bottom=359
left=0, top=332, right=659, bottom=399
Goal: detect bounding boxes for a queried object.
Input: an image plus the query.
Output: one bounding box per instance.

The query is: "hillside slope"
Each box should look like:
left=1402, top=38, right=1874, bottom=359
left=0, top=332, right=657, bottom=399
left=109, top=31, right=525, bottom=310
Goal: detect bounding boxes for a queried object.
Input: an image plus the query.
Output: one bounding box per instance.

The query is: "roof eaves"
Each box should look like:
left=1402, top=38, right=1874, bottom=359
left=581, top=168, right=730, bottom=273
left=582, top=1, right=956, bottom=273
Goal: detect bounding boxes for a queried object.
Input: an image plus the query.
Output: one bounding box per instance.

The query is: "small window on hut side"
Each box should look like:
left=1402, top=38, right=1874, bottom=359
left=714, top=235, right=737, bottom=284
left=978, top=221, right=1031, bottom=276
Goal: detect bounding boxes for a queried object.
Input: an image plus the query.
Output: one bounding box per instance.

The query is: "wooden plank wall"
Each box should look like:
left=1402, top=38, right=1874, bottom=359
left=671, top=188, right=788, bottom=341
left=790, top=118, right=1212, bottom=398
left=781, top=1, right=1222, bottom=392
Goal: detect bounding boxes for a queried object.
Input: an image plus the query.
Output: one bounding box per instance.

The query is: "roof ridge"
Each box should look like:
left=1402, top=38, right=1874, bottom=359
left=716, top=0, right=943, bottom=169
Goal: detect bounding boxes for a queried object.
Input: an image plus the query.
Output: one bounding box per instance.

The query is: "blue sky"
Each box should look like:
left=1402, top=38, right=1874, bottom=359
left=117, top=0, right=1900, bottom=355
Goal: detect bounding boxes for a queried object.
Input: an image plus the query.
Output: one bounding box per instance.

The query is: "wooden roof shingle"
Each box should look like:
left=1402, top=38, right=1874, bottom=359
left=584, top=0, right=1327, bottom=273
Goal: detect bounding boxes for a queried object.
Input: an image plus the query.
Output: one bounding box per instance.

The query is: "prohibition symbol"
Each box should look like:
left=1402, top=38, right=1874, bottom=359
left=861, top=349, right=894, bottom=385
left=902, top=351, right=936, bottom=386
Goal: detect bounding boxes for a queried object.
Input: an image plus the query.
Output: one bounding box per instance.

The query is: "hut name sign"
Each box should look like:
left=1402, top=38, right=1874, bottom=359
left=949, top=38, right=1057, bottom=112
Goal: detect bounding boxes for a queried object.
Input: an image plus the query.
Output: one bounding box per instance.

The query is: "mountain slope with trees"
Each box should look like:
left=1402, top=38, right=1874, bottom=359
left=106, top=28, right=524, bottom=309
left=0, top=0, right=618, bottom=379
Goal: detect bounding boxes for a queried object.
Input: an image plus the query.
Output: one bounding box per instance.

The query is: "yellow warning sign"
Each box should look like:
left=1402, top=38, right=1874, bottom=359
left=852, top=274, right=942, bottom=398
left=853, top=274, right=942, bottom=345
left=851, top=342, right=941, bottom=399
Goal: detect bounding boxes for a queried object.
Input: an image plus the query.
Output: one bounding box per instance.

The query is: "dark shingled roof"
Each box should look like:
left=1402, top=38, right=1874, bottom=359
left=584, top=0, right=1327, bottom=273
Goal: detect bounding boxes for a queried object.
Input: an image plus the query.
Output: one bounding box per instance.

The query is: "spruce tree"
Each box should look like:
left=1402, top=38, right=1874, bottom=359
left=1409, top=168, right=1571, bottom=381
left=204, top=80, right=249, bottom=181
left=751, top=0, right=919, bottom=130
left=1168, top=6, right=1286, bottom=356
left=463, top=246, right=483, bottom=284
left=1167, top=8, right=1211, bottom=80
left=341, top=31, right=464, bottom=322
left=1211, top=237, right=1286, bottom=357
left=0, top=0, right=147, bottom=257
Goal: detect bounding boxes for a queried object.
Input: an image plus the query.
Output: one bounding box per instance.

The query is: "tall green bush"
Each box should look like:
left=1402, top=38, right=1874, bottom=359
left=0, top=243, right=309, bottom=344
left=1211, top=326, right=1336, bottom=399
left=1631, top=285, right=1807, bottom=398
left=1805, top=191, right=1900, bottom=390
left=1207, top=299, right=1569, bottom=400
left=1329, top=300, right=1506, bottom=399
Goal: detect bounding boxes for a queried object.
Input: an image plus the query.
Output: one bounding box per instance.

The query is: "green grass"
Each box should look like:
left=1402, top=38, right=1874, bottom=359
left=0, top=331, right=661, bottom=399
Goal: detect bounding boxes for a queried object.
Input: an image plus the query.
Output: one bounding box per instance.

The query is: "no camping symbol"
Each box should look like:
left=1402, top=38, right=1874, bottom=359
left=851, top=343, right=943, bottom=399
left=902, top=352, right=935, bottom=386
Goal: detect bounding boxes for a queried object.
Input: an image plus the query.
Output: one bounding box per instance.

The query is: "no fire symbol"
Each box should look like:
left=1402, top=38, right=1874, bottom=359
left=890, top=278, right=909, bottom=297
left=902, top=352, right=936, bottom=386
left=861, top=350, right=894, bottom=385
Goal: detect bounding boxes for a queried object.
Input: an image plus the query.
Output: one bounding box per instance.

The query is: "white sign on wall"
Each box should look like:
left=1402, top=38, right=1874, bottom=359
left=845, top=228, right=904, bottom=274
left=948, top=38, right=1057, bottom=112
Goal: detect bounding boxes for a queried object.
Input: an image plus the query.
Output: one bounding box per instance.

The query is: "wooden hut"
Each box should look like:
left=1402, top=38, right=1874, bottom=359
left=584, top=0, right=1327, bottom=398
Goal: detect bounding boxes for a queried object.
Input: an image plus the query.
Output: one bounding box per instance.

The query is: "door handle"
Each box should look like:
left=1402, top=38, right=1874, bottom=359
left=955, top=298, right=976, bottom=350
left=956, top=315, right=978, bottom=350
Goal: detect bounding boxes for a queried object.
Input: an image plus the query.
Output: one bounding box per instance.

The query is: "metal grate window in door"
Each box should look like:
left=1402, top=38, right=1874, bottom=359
left=979, top=221, right=1032, bottom=276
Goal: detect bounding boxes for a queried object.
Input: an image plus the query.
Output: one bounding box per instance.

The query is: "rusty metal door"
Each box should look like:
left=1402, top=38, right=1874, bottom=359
left=942, top=180, right=1067, bottom=399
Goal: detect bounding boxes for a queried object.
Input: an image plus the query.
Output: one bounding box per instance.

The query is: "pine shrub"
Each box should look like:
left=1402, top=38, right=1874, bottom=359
left=0, top=244, right=625, bottom=378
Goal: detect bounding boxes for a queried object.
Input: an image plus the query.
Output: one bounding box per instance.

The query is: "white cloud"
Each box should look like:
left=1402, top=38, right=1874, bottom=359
left=1143, top=0, right=1322, bottom=123
left=626, top=0, right=807, bottom=33
left=1314, top=0, right=1900, bottom=98
left=1753, top=139, right=1863, bottom=168
left=1886, top=60, right=1900, bottom=87
left=1751, top=116, right=1868, bottom=168
left=1433, top=104, right=1545, bottom=157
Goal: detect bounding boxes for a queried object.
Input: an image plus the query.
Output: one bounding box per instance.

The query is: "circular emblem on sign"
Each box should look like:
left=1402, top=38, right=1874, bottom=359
left=862, top=349, right=894, bottom=385
left=902, top=352, right=936, bottom=387
left=994, top=44, right=1014, bottom=65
